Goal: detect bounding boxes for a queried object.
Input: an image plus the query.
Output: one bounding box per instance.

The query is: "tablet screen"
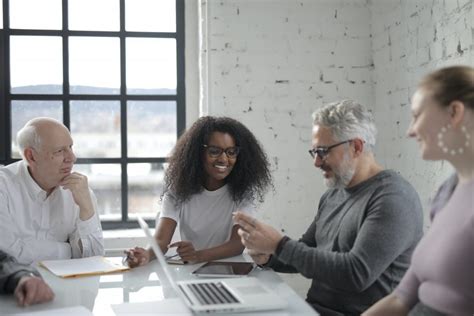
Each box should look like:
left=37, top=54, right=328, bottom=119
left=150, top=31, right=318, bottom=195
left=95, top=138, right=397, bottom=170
left=192, top=261, right=254, bottom=277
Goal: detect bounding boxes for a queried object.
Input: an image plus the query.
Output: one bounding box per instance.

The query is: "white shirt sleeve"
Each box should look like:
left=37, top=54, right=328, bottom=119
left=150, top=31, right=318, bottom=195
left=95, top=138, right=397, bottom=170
left=69, top=190, right=104, bottom=258
left=0, top=191, right=72, bottom=265
left=159, top=192, right=179, bottom=223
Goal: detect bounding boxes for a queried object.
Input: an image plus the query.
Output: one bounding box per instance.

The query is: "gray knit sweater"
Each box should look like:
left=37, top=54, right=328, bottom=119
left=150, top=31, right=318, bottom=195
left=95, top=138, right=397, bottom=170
left=0, top=250, right=41, bottom=294
left=267, top=170, right=423, bottom=315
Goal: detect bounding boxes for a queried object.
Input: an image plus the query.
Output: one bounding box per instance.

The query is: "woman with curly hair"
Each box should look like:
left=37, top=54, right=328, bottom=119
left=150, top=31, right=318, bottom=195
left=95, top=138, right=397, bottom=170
left=126, top=116, right=272, bottom=267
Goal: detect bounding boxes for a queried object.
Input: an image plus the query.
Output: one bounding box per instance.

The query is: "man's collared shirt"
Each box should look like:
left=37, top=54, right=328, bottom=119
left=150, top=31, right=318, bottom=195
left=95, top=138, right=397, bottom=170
left=0, top=161, right=104, bottom=265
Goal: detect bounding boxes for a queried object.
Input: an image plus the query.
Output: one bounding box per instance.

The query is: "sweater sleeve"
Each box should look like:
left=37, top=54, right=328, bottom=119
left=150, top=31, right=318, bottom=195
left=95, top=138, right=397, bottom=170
left=273, top=185, right=423, bottom=293
left=0, top=250, right=41, bottom=294
left=267, top=217, right=317, bottom=273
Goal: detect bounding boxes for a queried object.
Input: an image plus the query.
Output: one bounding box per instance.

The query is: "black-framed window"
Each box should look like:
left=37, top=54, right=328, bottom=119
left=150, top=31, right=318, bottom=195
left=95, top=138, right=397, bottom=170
left=0, top=0, right=185, bottom=229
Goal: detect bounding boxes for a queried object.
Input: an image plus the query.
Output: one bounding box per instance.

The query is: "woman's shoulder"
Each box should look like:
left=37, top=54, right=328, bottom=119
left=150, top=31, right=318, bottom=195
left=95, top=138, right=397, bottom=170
left=430, top=173, right=459, bottom=220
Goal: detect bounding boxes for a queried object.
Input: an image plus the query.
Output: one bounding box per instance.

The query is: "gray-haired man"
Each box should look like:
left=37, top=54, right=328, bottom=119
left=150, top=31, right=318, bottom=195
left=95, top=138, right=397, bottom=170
left=234, top=100, right=423, bottom=316
left=0, top=117, right=104, bottom=265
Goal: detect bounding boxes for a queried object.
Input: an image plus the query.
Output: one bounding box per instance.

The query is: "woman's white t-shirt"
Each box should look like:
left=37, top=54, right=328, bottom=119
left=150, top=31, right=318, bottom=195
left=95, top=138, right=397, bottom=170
left=159, top=184, right=255, bottom=250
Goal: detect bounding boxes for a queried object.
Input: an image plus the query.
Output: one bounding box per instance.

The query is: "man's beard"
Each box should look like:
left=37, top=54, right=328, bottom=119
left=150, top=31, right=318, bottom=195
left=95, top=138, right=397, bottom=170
left=323, top=153, right=355, bottom=189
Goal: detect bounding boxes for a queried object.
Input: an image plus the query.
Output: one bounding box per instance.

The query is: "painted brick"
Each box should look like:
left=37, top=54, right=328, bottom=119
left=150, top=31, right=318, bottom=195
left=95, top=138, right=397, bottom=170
left=199, top=0, right=473, bottom=297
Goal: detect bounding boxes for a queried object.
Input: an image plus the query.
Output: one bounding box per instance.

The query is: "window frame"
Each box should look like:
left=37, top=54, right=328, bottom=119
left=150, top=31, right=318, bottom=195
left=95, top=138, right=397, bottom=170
left=0, top=0, right=186, bottom=229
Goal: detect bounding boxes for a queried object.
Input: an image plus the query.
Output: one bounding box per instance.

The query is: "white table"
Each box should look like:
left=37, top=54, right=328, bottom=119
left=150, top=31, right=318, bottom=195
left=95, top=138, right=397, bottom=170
left=0, top=256, right=317, bottom=315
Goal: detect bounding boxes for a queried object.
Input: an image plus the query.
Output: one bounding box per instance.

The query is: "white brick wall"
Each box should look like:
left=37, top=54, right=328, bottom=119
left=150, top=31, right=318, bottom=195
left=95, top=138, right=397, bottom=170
left=190, top=0, right=474, bottom=298
left=371, top=0, right=473, bottom=228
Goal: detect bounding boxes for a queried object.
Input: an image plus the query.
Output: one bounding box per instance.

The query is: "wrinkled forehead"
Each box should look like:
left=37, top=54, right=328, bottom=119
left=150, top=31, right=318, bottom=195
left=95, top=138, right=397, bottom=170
left=37, top=124, right=73, bottom=150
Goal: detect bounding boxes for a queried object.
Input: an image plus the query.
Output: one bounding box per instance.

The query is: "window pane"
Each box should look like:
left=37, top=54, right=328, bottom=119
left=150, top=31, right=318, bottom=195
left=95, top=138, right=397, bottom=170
left=74, top=164, right=121, bottom=220
left=127, top=101, right=177, bottom=157
left=126, top=38, right=176, bottom=95
left=69, top=37, right=120, bottom=94
left=128, top=163, right=164, bottom=219
left=0, top=0, right=3, bottom=29
left=10, top=36, right=63, bottom=94
left=11, top=100, right=62, bottom=158
left=125, top=0, right=175, bottom=32
left=68, top=0, right=119, bottom=31
left=70, top=101, right=121, bottom=158
left=9, top=0, right=62, bottom=30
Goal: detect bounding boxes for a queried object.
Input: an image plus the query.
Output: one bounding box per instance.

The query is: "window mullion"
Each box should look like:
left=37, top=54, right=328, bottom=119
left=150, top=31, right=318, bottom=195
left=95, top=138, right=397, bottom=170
left=62, top=0, right=70, bottom=128
left=120, top=0, right=128, bottom=223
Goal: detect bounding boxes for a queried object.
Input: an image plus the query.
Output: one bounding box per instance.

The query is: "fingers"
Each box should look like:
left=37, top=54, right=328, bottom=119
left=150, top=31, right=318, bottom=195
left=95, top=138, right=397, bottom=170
left=168, top=241, right=197, bottom=262
left=249, top=252, right=270, bottom=265
left=125, top=247, right=148, bottom=268
left=14, top=284, right=25, bottom=306
left=23, top=280, right=39, bottom=306
left=237, top=228, right=253, bottom=248
left=168, top=241, right=193, bottom=251
left=238, top=229, right=250, bottom=241
left=40, top=283, right=55, bottom=304
left=15, top=277, right=54, bottom=307
left=179, top=252, right=197, bottom=262
left=233, top=212, right=258, bottom=233
left=61, top=172, right=86, bottom=181
left=60, top=172, right=87, bottom=186
left=237, top=227, right=275, bottom=255
left=247, top=248, right=261, bottom=256
left=124, top=249, right=138, bottom=268
left=167, top=241, right=182, bottom=248
left=30, top=279, right=54, bottom=305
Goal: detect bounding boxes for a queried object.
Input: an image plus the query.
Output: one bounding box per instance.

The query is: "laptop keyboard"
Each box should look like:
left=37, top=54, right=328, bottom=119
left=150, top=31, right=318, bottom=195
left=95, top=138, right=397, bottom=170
left=187, top=282, right=240, bottom=305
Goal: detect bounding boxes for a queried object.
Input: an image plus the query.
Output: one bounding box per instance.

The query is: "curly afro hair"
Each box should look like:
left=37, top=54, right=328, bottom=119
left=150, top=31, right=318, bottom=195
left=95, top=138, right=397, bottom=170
left=164, top=116, right=272, bottom=206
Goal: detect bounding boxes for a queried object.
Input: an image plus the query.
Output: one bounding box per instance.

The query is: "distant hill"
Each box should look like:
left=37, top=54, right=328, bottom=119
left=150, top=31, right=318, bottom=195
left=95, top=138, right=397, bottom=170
left=10, top=84, right=179, bottom=136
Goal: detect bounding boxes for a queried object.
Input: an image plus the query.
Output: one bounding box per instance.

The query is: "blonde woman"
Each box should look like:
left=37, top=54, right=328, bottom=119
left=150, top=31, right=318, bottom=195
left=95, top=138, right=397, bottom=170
left=364, top=66, right=474, bottom=315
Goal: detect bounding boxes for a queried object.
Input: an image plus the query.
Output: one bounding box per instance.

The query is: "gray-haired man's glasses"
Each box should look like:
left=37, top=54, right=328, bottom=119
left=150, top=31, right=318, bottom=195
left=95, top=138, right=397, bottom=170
left=308, top=140, right=352, bottom=159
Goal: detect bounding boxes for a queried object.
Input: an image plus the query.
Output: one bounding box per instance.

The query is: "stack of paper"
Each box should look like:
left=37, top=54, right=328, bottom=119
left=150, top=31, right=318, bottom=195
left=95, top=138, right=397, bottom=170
left=40, top=256, right=130, bottom=278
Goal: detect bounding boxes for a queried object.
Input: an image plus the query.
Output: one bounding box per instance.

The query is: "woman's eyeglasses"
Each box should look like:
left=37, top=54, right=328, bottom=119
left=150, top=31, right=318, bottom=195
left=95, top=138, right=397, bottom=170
left=203, top=144, right=240, bottom=158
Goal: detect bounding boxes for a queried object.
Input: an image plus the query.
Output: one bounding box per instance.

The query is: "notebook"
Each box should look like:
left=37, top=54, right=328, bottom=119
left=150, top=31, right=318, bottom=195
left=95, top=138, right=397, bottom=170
left=137, top=216, right=287, bottom=314
left=40, top=256, right=129, bottom=278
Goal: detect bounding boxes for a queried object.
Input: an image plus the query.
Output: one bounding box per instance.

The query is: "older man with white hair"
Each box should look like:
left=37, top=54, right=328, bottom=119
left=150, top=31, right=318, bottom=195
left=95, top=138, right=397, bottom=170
left=234, top=100, right=424, bottom=316
left=0, top=117, right=104, bottom=265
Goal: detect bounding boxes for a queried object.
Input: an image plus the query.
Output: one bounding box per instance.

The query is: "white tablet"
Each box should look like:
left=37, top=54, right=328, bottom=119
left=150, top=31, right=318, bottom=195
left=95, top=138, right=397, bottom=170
left=191, top=261, right=255, bottom=277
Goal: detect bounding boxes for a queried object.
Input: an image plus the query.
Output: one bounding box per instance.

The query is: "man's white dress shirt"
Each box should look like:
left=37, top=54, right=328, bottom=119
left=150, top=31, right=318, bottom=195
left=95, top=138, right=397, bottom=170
left=0, top=161, right=104, bottom=265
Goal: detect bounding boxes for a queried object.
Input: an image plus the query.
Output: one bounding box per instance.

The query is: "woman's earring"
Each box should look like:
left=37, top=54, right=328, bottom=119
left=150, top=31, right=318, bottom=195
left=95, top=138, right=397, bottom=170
left=437, top=124, right=471, bottom=156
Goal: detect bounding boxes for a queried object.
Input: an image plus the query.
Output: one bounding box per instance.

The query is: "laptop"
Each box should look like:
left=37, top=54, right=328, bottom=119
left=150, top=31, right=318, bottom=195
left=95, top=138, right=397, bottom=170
left=136, top=216, right=288, bottom=314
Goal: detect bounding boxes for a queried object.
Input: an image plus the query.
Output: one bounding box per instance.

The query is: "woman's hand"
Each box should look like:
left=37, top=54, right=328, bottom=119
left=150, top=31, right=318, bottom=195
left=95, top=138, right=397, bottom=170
left=168, top=241, right=202, bottom=263
left=125, top=247, right=151, bottom=268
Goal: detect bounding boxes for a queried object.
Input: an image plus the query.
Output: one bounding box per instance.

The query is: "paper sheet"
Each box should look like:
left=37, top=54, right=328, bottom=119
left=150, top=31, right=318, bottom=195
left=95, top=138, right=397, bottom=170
left=40, top=256, right=129, bottom=278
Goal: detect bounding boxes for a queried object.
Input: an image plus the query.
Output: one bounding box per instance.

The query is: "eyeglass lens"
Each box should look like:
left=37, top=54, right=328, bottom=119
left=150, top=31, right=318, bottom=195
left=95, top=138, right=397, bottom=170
left=205, top=145, right=239, bottom=158
left=309, top=140, right=351, bottom=159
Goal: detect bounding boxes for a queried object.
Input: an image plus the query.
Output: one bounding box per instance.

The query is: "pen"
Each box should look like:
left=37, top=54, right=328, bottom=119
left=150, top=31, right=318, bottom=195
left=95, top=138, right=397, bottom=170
left=122, top=251, right=132, bottom=265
